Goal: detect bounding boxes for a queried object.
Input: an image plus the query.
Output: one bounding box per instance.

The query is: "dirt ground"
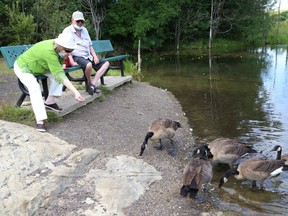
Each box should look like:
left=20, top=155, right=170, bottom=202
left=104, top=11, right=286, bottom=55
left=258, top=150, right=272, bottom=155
left=0, top=74, right=230, bottom=215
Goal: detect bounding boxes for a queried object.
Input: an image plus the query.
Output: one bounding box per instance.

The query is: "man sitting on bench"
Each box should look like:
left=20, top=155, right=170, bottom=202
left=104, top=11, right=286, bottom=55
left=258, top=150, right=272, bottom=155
left=63, top=11, right=109, bottom=95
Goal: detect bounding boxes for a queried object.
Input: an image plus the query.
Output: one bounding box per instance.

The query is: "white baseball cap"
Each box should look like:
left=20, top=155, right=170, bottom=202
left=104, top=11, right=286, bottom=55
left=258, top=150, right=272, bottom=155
left=72, top=11, right=85, bottom=21
left=55, top=33, right=76, bottom=49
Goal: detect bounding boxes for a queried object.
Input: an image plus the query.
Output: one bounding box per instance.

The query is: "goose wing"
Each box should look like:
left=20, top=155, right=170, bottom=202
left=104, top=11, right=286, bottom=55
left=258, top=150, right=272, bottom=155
left=183, top=158, right=204, bottom=189
left=149, top=118, right=174, bottom=132
left=149, top=118, right=176, bottom=139
left=223, top=145, right=255, bottom=157
left=161, top=118, right=173, bottom=128
left=252, top=159, right=286, bottom=174
left=200, top=161, right=213, bottom=184
left=183, top=159, right=209, bottom=189
left=237, top=158, right=268, bottom=180
left=149, top=118, right=164, bottom=131
left=208, top=138, right=241, bottom=149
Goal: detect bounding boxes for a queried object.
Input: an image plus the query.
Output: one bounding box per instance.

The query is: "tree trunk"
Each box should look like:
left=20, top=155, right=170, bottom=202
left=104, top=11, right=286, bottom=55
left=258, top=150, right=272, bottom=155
left=175, top=16, right=181, bottom=53
left=208, top=0, right=214, bottom=49
left=276, top=0, right=281, bottom=43
left=81, top=0, right=106, bottom=40
left=137, top=39, right=141, bottom=81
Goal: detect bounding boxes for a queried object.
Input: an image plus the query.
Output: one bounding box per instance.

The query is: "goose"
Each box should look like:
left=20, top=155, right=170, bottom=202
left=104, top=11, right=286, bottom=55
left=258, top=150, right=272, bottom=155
left=139, top=118, right=181, bottom=156
left=180, top=147, right=213, bottom=199
left=219, top=157, right=288, bottom=189
left=208, top=138, right=241, bottom=149
left=270, top=145, right=288, bottom=165
left=194, top=138, right=257, bottom=167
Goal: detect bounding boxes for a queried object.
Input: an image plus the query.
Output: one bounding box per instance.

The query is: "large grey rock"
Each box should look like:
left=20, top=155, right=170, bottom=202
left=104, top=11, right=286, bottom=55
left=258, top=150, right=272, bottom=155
left=79, top=155, right=162, bottom=216
left=0, top=120, right=100, bottom=216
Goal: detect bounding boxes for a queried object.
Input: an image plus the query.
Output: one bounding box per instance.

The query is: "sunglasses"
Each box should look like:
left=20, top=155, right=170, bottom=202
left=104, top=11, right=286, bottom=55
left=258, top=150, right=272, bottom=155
left=64, top=49, right=73, bottom=53
left=76, top=20, right=84, bottom=24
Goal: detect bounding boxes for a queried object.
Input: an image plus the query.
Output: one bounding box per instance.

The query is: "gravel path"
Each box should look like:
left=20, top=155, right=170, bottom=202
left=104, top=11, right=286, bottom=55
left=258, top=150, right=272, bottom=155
left=1, top=74, right=225, bottom=215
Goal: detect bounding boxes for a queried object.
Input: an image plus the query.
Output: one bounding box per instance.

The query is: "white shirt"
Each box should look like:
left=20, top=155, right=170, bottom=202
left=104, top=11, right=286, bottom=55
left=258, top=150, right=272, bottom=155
left=62, top=25, right=93, bottom=60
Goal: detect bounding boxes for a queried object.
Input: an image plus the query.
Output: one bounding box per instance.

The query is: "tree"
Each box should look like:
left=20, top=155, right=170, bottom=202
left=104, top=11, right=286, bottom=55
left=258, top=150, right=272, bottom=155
left=178, top=1, right=210, bottom=42
left=3, top=2, right=36, bottom=45
left=234, top=0, right=274, bottom=45
left=0, top=0, right=279, bottom=48
left=208, top=0, right=226, bottom=49
left=103, top=0, right=180, bottom=50
left=81, top=0, right=106, bottom=40
left=30, top=0, right=75, bottom=40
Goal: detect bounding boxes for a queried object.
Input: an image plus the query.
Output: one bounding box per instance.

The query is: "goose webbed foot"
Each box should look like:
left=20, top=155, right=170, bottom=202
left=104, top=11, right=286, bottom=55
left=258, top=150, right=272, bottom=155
left=252, top=180, right=257, bottom=188
left=180, top=186, right=189, bottom=197
left=195, top=196, right=208, bottom=203
left=154, top=143, right=163, bottom=150
left=154, top=140, right=163, bottom=150
left=251, top=181, right=265, bottom=192
left=167, top=148, right=176, bottom=156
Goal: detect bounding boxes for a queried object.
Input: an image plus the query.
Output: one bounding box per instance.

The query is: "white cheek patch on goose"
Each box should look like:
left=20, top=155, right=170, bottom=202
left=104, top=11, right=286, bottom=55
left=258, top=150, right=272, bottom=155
left=270, top=166, right=284, bottom=177
left=224, top=177, right=228, bottom=183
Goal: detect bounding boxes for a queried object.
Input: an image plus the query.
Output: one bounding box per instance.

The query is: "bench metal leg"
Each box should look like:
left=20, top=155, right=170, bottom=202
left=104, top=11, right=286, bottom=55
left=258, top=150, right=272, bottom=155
left=16, top=77, right=48, bottom=107
left=100, top=77, right=105, bottom=85
left=16, top=93, right=27, bottom=107
left=63, top=71, right=87, bottom=92
left=84, top=73, right=89, bottom=91
left=120, top=60, right=125, bottom=77
left=41, top=78, right=49, bottom=100
left=18, top=78, right=29, bottom=95
left=100, top=67, right=110, bottom=85
left=16, top=79, right=29, bottom=107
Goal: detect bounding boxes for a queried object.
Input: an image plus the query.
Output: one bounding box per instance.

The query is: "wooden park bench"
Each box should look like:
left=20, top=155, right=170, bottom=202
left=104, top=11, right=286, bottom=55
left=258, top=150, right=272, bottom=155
left=0, top=40, right=130, bottom=107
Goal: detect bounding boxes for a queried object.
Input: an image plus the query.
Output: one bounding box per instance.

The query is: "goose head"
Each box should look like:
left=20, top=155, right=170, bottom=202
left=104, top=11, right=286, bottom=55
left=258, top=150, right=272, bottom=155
left=173, top=121, right=181, bottom=130
left=192, top=145, right=213, bottom=159
left=271, top=145, right=282, bottom=160
left=219, top=166, right=239, bottom=188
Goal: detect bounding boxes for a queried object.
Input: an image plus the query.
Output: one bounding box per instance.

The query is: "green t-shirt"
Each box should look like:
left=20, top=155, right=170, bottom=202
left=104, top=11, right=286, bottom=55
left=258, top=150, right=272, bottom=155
left=16, top=39, right=66, bottom=83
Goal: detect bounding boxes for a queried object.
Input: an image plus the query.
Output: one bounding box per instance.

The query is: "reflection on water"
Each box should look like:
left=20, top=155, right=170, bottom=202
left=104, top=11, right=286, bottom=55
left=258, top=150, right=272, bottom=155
left=142, top=46, right=288, bottom=215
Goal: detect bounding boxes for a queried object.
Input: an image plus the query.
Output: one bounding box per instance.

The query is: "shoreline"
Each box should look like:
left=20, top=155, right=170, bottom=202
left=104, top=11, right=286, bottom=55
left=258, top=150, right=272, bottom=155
left=1, top=76, right=227, bottom=215
left=41, top=81, right=223, bottom=215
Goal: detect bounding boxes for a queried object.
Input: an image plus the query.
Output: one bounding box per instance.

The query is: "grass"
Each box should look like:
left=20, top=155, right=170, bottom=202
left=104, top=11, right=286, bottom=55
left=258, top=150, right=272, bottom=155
left=180, top=39, right=248, bottom=56
left=0, top=58, right=13, bottom=75
left=0, top=104, right=62, bottom=126
left=0, top=58, right=13, bottom=83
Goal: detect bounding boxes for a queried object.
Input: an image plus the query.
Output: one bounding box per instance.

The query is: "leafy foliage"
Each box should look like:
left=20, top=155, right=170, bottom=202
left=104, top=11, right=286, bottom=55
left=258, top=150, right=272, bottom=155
left=0, top=0, right=285, bottom=50
left=3, top=2, right=36, bottom=45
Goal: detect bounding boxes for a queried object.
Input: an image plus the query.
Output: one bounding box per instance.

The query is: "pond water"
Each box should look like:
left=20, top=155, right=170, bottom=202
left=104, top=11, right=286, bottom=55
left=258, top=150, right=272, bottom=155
left=141, top=46, right=288, bottom=215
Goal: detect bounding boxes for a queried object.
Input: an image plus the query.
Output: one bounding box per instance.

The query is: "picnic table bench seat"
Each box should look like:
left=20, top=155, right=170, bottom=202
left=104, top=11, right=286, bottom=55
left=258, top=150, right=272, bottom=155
left=0, top=40, right=130, bottom=107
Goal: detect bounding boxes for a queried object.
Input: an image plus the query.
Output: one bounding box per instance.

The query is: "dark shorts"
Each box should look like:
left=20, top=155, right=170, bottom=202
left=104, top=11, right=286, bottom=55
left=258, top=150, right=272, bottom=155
left=73, top=56, right=107, bottom=71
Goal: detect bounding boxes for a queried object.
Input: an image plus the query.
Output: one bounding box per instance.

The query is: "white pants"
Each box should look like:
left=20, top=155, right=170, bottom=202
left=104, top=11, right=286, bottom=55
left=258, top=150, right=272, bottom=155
left=14, top=61, right=63, bottom=122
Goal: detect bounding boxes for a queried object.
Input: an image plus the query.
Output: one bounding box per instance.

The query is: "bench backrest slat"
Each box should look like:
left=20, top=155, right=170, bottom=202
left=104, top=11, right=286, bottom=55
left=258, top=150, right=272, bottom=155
left=0, top=45, right=32, bottom=68
left=92, top=40, right=114, bottom=53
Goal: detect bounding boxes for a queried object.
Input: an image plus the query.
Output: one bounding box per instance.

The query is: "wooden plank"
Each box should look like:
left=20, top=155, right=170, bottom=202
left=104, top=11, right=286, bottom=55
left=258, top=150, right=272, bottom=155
left=54, top=90, right=101, bottom=117
left=20, top=76, right=132, bottom=117
left=101, top=76, right=132, bottom=90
